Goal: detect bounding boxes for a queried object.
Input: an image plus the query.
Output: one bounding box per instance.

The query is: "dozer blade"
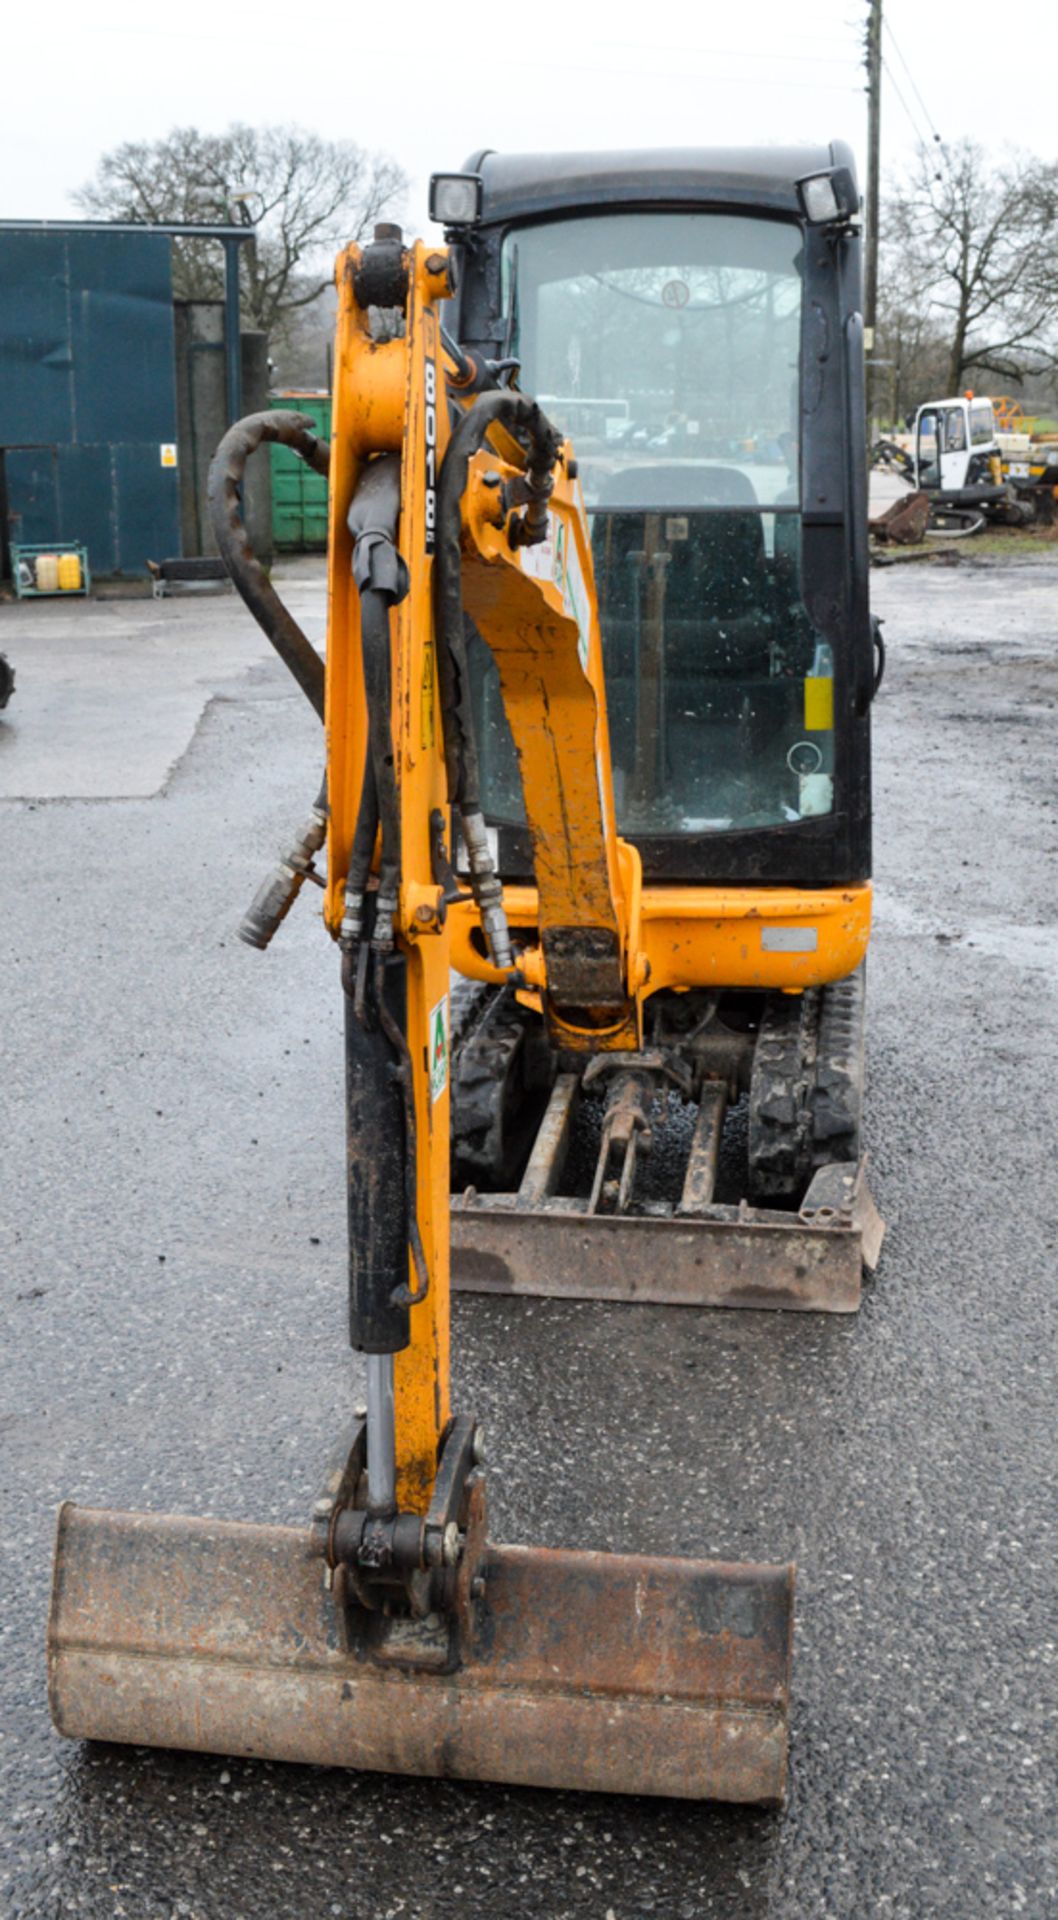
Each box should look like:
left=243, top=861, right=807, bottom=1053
left=453, top=1157, right=884, bottom=1314
left=48, top=1504, right=793, bottom=1804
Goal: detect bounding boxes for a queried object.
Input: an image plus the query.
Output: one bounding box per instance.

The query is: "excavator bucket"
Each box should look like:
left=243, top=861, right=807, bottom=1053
left=48, top=1503, right=793, bottom=1804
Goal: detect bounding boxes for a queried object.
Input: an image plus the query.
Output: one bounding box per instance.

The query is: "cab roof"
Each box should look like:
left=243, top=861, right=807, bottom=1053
left=462, top=144, right=856, bottom=225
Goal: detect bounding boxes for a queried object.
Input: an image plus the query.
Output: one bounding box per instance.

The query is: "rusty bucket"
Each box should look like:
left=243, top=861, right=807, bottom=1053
left=48, top=1503, right=793, bottom=1803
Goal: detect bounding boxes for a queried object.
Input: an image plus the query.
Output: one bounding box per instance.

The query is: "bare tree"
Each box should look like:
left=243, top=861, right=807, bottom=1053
left=882, top=140, right=1058, bottom=396
left=872, top=294, right=950, bottom=425
left=273, top=284, right=339, bottom=390
left=74, top=123, right=407, bottom=343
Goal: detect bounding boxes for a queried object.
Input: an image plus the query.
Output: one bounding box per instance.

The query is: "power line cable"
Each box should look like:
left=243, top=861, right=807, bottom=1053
left=604, top=34, right=863, bottom=68
left=881, top=56, right=933, bottom=153
left=883, top=19, right=944, bottom=149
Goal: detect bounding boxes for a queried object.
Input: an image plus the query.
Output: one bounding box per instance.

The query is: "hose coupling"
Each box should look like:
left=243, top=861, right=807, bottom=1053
left=238, top=805, right=328, bottom=950
left=508, top=472, right=555, bottom=549
left=340, top=892, right=365, bottom=948
left=479, top=895, right=514, bottom=971
left=371, top=888, right=399, bottom=952
left=460, top=809, right=513, bottom=969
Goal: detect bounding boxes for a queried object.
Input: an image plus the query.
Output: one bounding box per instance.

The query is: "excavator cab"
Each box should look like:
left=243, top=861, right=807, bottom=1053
left=444, top=149, right=881, bottom=1296
left=450, top=147, right=872, bottom=890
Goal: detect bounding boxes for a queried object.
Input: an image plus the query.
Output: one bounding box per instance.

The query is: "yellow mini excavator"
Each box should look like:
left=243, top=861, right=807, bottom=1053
left=48, top=146, right=883, bottom=1806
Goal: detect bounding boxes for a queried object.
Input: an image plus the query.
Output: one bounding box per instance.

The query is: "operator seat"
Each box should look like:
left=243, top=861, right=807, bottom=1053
left=591, top=465, right=802, bottom=825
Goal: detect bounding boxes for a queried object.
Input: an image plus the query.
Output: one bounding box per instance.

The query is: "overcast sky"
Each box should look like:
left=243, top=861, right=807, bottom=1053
left=3, top=0, right=1056, bottom=235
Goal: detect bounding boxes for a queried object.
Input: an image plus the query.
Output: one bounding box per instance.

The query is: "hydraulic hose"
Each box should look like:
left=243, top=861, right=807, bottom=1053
left=339, top=455, right=428, bottom=1312
left=358, top=589, right=401, bottom=938
left=433, top=390, right=562, bottom=815
left=237, top=770, right=329, bottom=950
left=345, top=753, right=380, bottom=912
left=342, top=455, right=409, bottom=950
left=210, top=408, right=426, bottom=1322
left=208, top=410, right=329, bottom=720
left=372, top=951, right=430, bottom=1309
left=432, top=389, right=562, bottom=970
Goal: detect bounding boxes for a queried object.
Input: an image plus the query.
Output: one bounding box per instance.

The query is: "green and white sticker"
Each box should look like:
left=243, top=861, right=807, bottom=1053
left=551, top=516, right=567, bottom=589
left=429, top=995, right=449, bottom=1103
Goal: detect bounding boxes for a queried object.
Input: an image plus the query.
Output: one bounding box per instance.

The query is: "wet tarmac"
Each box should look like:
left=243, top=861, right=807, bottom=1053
left=2, top=553, right=1056, bottom=1917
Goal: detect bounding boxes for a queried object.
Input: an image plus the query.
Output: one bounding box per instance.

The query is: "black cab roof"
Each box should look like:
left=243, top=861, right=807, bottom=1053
left=462, top=144, right=856, bottom=224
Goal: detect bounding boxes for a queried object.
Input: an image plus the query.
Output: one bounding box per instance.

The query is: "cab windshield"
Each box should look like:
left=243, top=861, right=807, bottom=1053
left=970, top=401, right=996, bottom=446
left=504, top=210, right=801, bottom=510
left=469, top=210, right=835, bottom=840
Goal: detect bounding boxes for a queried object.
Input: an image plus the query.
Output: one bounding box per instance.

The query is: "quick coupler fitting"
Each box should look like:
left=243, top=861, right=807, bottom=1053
left=460, top=810, right=513, bottom=969
left=340, top=892, right=365, bottom=948
left=370, top=890, right=399, bottom=953
left=238, top=806, right=327, bottom=950
left=480, top=899, right=513, bottom=971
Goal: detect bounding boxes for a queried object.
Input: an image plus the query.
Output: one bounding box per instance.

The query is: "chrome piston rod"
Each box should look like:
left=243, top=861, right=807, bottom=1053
left=365, top=1351, right=397, bottom=1512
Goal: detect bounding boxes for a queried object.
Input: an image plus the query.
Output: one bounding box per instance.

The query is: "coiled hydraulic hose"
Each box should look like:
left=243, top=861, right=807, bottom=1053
left=210, top=411, right=426, bottom=1314
left=207, top=410, right=329, bottom=720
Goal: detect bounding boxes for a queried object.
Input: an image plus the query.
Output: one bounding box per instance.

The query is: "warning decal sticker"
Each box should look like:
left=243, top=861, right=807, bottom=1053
left=429, top=995, right=449, bottom=1104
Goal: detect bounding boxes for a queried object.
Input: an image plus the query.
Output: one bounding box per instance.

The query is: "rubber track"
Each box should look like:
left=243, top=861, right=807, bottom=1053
left=747, top=966, right=866, bottom=1201
left=747, top=989, right=820, bottom=1199
left=451, top=987, right=534, bottom=1185
left=809, top=965, right=866, bottom=1168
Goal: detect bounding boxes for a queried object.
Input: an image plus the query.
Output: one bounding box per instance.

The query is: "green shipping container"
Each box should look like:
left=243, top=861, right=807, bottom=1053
left=269, top=391, right=331, bottom=551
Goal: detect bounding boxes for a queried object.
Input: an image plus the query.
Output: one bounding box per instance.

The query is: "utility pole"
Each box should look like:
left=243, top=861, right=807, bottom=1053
left=864, top=0, right=883, bottom=427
